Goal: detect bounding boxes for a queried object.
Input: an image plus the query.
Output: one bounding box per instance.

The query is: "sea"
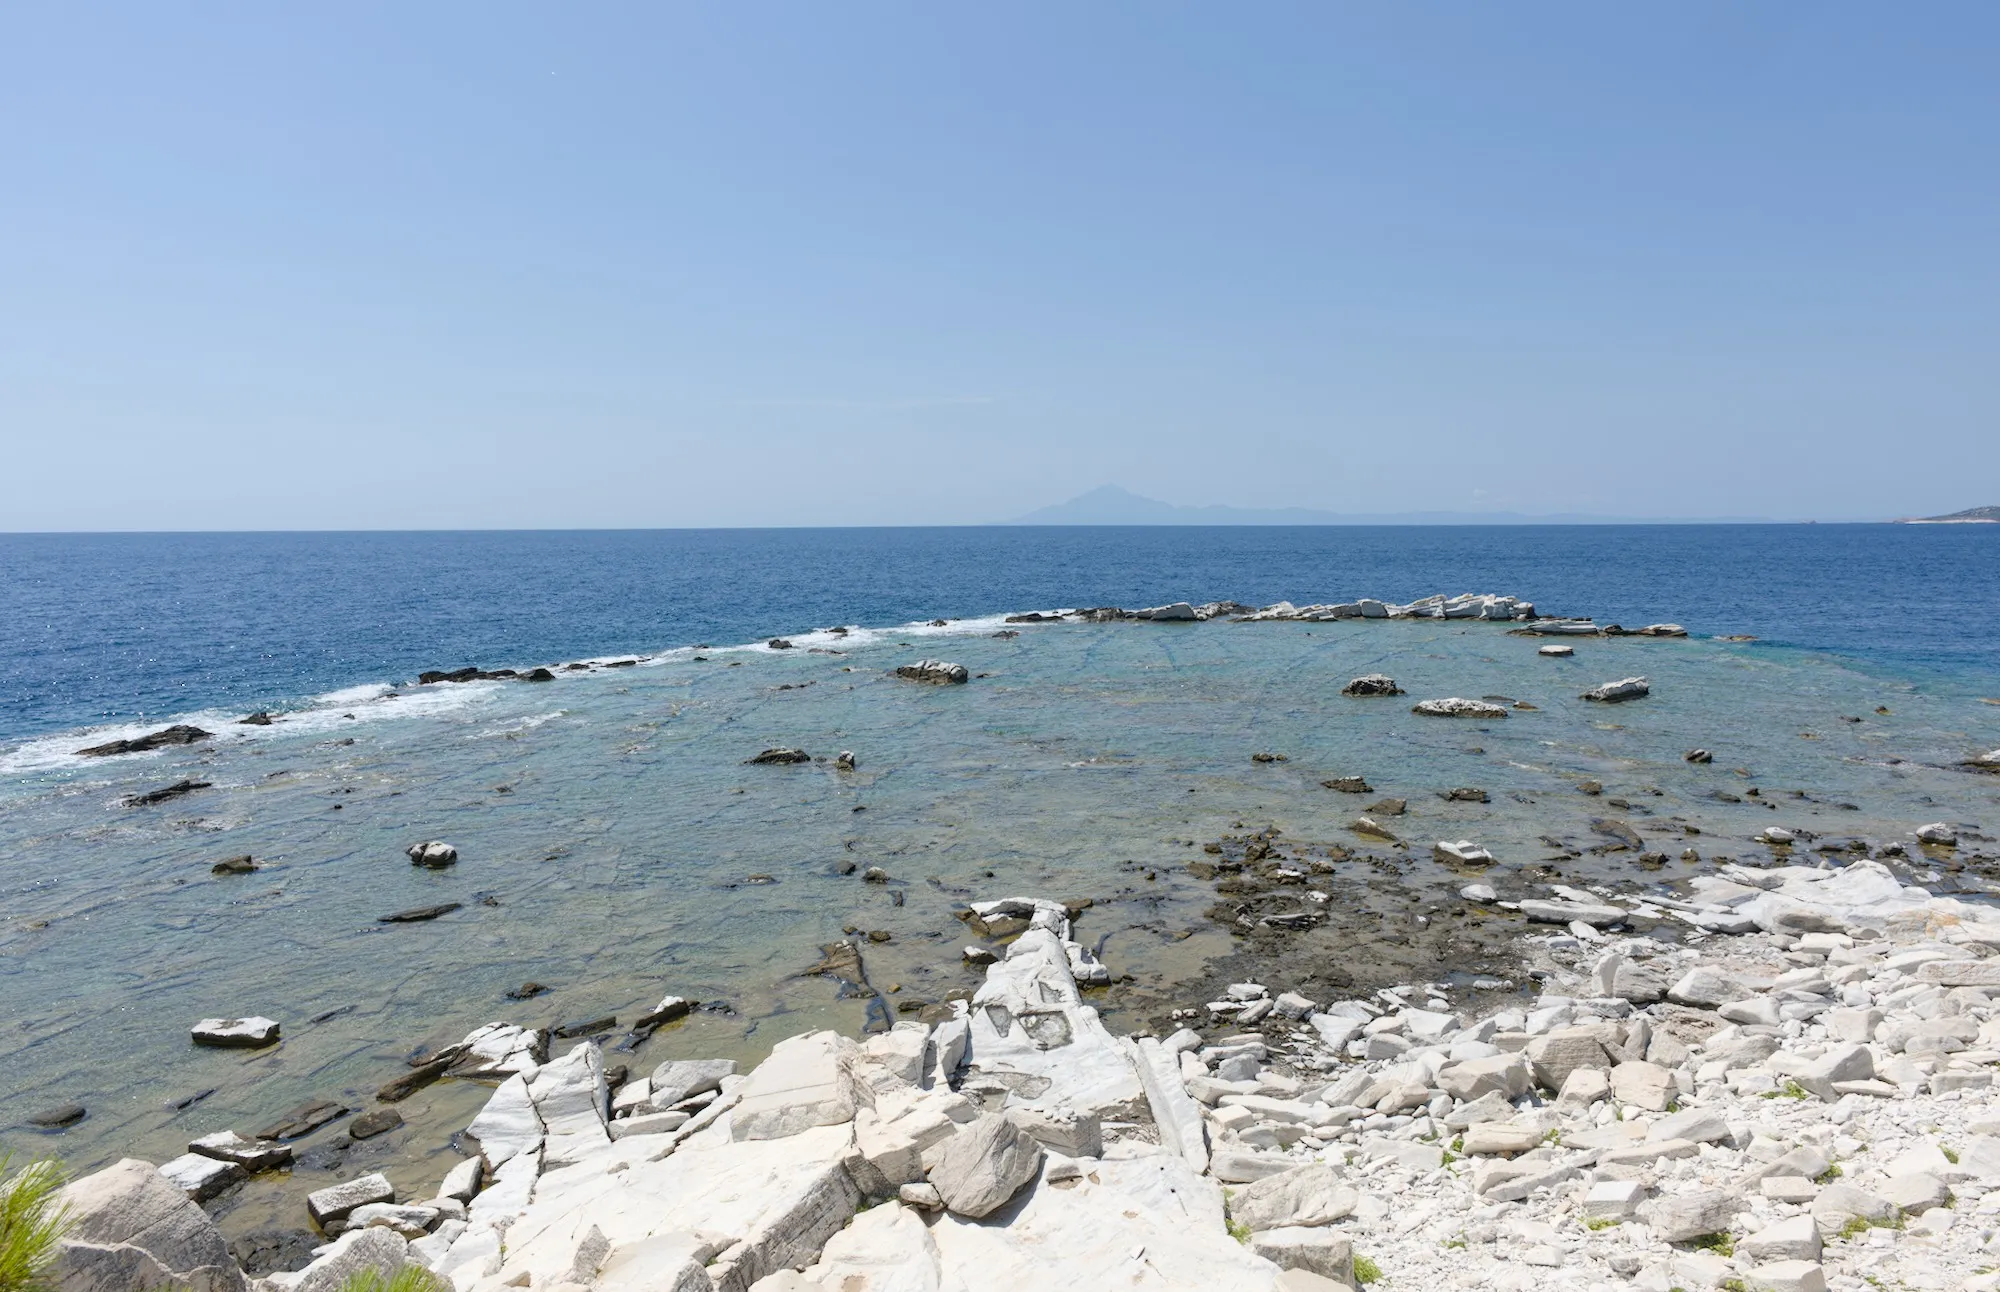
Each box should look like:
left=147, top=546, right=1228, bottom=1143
left=1, top=524, right=1995, bottom=1232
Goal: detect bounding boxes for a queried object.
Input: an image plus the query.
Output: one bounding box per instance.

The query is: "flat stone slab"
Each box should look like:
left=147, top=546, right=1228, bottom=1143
left=306, top=1174, right=395, bottom=1230
left=189, top=1131, right=292, bottom=1173
left=158, top=1153, right=246, bottom=1203
left=1918, top=960, right=2000, bottom=986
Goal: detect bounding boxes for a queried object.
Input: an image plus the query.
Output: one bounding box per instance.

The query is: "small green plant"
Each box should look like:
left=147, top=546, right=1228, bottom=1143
left=1449, top=1135, right=1465, bottom=1154
left=1817, top=1164, right=1843, bottom=1182
left=1442, top=1236, right=1467, bottom=1250
left=1583, top=1216, right=1620, bottom=1231
left=1226, top=1218, right=1251, bottom=1244
left=1353, top=1254, right=1382, bottom=1284
left=1721, top=1279, right=1748, bottom=1292
left=338, top=1269, right=451, bottom=1292
left=0, top=1154, right=71, bottom=1292
left=1944, top=1146, right=1962, bottom=1165
left=1687, top=1231, right=1734, bottom=1257
left=1761, top=1080, right=1811, bottom=1100
left=1836, top=1213, right=1903, bottom=1242
left=1543, top=1128, right=1563, bottom=1147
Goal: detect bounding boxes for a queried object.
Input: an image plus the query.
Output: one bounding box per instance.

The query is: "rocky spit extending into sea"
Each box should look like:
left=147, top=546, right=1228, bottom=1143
left=44, top=848, right=2000, bottom=1292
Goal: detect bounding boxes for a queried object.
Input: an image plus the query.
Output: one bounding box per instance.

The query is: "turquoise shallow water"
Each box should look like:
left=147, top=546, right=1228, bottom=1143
left=2, top=605, right=1996, bottom=1199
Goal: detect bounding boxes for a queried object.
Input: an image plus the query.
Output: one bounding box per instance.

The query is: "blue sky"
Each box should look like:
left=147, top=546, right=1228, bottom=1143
left=2, top=3, right=1996, bottom=527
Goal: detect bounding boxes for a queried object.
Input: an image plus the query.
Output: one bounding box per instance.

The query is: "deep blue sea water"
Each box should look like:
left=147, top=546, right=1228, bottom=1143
left=3, top=524, right=1997, bottom=741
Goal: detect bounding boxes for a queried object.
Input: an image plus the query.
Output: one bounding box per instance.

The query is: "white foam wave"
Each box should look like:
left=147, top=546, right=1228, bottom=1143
left=0, top=676, right=504, bottom=776
left=3, top=607, right=1062, bottom=778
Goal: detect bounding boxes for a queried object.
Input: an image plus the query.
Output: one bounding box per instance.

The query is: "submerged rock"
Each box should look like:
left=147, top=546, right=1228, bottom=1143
left=75, top=724, right=213, bottom=757
left=191, top=1017, right=280, bottom=1048
left=124, top=779, right=212, bottom=806
left=1412, top=698, right=1509, bottom=718
left=894, top=659, right=970, bottom=684
left=256, top=1099, right=351, bottom=1141
left=210, top=854, right=258, bottom=875
left=1321, top=776, right=1372, bottom=794
left=378, top=903, right=462, bottom=923
left=29, top=1103, right=86, bottom=1129
left=747, top=747, right=813, bottom=764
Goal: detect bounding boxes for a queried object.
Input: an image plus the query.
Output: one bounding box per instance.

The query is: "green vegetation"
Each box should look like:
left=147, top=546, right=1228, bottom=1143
left=1442, top=1236, right=1467, bottom=1250
left=1721, top=1279, right=1748, bottom=1292
left=1582, top=1216, right=1621, bottom=1231
left=1353, top=1254, right=1382, bottom=1284
left=1818, top=1163, right=1844, bottom=1182
left=338, top=1269, right=451, bottom=1292
left=1944, top=1146, right=1962, bottom=1164
left=0, top=1155, right=70, bottom=1292
left=1838, top=1213, right=1905, bottom=1242
left=1761, top=1080, right=1811, bottom=1100
left=1687, top=1231, right=1735, bottom=1257
left=1542, top=1128, right=1563, bottom=1147
left=1226, top=1218, right=1252, bottom=1244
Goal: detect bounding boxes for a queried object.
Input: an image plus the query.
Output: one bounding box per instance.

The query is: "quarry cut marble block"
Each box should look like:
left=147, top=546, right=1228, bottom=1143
left=1526, top=1027, right=1612, bottom=1090
left=1742, top=1215, right=1822, bottom=1262
left=307, top=1173, right=396, bottom=1230
left=157, top=1153, right=246, bottom=1203
left=925, top=1113, right=1044, bottom=1219
left=1744, top=1261, right=1828, bottom=1292
left=1642, top=1188, right=1741, bottom=1243
left=1437, top=1053, right=1533, bottom=1100
left=1249, top=1227, right=1356, bottom=1283
left=732, top=1031, right=858, bottom=1141
left=1228, top=1164, right=1360, bottom=1231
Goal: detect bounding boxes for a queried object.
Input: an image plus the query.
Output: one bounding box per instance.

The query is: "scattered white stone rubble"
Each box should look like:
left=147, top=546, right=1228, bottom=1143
left=53, top=855, right=2000, bottom=1292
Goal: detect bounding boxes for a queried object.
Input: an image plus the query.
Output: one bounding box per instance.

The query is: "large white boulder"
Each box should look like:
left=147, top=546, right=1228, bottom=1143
left=48, top=1159, right=248, bottom=1292
left=924, top=1114, right=1044, bottom=1219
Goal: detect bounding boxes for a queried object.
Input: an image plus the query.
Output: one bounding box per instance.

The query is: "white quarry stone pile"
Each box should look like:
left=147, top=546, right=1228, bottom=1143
left=51, top=854, right=2000, bottom=1292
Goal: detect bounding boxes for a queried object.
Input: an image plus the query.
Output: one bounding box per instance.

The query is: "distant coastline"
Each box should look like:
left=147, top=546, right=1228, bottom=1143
left=1896, top=505, right=2000, bottom=524
left=1015, top=485, right=1783, bottom=526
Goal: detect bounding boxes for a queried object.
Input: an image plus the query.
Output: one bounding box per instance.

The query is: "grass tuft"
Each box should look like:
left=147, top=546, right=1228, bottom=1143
left=1687, top=1231, right=1735, bottom=1257
left=1353, top=1254, right=1382, bottom=1284
left=0, top=1154, right=70, bottom=1292
left=338, top=1269, right=452, bottom=1292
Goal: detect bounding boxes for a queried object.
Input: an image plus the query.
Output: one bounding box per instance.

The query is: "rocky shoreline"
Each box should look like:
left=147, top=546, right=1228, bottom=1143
left=43, top=839, right=2000, bottom=1292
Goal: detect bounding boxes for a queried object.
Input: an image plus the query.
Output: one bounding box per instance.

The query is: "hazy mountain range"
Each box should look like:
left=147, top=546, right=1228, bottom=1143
left=1011, top=486, right=1776, bottom=526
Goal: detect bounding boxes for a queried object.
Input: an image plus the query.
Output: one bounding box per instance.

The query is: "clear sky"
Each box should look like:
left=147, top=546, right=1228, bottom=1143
left=3, top=3, right=1996, bottom=529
